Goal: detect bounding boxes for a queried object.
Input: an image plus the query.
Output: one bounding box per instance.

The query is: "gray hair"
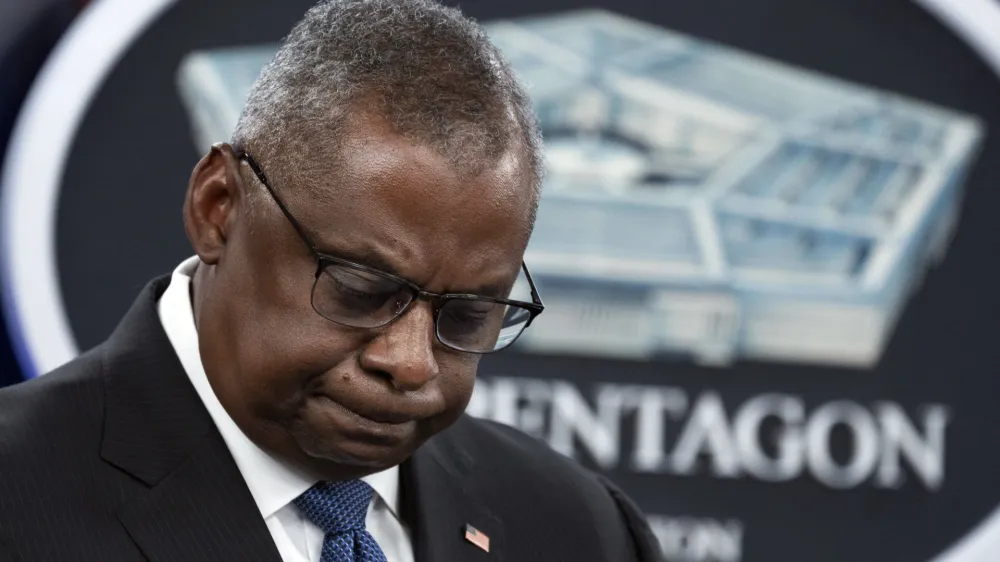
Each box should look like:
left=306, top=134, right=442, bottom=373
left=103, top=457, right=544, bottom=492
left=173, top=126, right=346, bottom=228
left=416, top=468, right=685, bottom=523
left=231, top=0, right=543, bottom=222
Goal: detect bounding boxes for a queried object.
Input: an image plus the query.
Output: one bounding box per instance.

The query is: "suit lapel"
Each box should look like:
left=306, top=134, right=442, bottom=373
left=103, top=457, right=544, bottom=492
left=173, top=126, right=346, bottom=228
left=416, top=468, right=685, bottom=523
left=116, top=432, right=282, bottom=562
left=100, top=276, right=282, bottom=562
left=402, top=424, right=505, bottom=562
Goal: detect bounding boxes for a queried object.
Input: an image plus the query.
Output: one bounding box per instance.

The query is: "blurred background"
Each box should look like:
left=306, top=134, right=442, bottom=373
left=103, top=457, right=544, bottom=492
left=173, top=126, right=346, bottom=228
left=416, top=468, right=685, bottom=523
left=2, top=0, right=1000, bottom=560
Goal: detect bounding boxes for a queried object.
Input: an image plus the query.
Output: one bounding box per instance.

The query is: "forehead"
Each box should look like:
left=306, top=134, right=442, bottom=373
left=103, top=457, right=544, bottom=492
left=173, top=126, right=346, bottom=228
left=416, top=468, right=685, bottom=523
left=283, top=114, right=534, bottom=292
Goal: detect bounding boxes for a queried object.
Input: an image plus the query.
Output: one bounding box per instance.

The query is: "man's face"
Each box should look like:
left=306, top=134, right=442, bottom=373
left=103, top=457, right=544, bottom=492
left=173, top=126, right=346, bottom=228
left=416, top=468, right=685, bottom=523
left=188, top=115, right=533, bottom=477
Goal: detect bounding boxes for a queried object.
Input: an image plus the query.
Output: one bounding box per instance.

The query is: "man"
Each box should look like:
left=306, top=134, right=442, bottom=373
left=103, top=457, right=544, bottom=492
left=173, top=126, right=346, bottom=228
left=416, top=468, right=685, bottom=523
left=0, top=1, right=662, bottom=560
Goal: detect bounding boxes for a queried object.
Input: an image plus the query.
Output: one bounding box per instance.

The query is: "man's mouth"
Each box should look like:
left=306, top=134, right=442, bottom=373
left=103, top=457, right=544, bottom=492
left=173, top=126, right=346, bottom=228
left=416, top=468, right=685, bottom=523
left=315, top=394, right=419, bottom=427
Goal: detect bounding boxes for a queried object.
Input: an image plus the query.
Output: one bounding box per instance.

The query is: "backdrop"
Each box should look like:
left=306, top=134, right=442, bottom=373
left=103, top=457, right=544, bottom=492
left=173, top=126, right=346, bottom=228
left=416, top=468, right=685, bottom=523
left=3, top=1, right=1000, bottom=561
left=0, top=0, right=82, bottom=385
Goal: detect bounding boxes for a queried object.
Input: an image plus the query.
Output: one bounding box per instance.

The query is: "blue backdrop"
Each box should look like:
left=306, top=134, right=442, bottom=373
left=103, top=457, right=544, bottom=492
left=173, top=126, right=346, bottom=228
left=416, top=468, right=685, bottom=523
left=0, top=0, right=81, bottom=386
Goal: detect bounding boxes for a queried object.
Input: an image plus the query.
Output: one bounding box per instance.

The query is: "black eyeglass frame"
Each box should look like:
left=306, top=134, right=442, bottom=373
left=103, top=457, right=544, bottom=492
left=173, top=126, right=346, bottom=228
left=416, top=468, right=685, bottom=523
left=234, top=149, right=545, bottom=354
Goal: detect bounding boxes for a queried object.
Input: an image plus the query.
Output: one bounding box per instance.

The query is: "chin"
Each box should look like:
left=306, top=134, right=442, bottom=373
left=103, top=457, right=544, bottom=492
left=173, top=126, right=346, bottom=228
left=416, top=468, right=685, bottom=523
left=293, top=427, right=417, bottom=473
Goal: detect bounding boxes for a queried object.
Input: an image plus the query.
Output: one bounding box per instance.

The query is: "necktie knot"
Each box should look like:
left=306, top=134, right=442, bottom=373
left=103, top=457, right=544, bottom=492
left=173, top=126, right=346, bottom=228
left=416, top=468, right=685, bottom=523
left=294, top=479, right=374, bottom=535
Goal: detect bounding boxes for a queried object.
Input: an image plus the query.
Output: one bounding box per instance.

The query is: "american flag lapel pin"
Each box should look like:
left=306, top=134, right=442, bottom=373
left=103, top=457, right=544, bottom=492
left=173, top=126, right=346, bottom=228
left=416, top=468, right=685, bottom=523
left=464, top=523, right=491, bottom=553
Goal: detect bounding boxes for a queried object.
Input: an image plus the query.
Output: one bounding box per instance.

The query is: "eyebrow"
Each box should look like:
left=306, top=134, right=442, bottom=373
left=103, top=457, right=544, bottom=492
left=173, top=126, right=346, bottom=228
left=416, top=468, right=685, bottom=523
left=464, top=282, right=511, bottom=299
left=315, top=245, right=410, bottom=281
left=316, top=245, right=514, bottom=299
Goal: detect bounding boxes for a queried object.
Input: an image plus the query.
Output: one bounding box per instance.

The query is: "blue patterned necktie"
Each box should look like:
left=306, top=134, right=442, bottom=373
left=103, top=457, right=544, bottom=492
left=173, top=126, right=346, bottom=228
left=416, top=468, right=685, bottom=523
left=293, top=480, right=389, bottom=562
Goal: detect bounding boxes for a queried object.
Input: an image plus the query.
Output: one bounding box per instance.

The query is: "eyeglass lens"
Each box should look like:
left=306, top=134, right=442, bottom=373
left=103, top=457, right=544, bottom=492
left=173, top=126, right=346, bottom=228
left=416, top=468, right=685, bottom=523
left=310, top=262, right=532, bottom=352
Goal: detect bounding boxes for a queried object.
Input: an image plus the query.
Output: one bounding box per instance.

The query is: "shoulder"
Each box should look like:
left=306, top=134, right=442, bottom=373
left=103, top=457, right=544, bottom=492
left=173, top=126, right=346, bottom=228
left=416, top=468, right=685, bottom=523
left=0, top=348, right=107, bottom=468
left=0, top=348, right=152, bottom=558
left=447, top=414, right=610, bottom=487
left=441, top=415, right=664, bottom=561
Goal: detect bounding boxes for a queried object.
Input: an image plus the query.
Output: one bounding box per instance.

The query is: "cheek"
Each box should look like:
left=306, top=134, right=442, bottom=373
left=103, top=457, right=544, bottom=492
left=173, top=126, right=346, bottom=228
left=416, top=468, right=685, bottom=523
left=223, top=240, right=362, bottom=411
left=435, top=355, right=481, bottom=421
left=240, top=329, right=365, bottom=424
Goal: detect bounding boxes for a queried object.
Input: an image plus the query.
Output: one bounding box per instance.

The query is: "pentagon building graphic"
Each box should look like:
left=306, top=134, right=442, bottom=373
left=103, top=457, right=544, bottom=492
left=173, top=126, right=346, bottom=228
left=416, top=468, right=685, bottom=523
left=177, top=9, right=984, bottom=368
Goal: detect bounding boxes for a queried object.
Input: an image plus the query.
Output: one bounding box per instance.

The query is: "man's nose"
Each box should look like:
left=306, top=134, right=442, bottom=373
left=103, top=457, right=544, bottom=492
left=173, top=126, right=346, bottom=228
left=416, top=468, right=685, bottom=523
left=360, top=301, right=441, bottom=391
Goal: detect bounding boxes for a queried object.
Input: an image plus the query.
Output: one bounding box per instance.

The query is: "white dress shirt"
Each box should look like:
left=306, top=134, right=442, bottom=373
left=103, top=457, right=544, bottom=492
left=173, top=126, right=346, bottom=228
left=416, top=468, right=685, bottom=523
left=157, top=256, right=414, bottom=562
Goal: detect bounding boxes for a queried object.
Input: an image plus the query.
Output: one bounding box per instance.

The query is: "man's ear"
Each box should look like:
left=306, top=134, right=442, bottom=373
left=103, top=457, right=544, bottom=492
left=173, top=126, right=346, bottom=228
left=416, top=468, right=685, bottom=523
left=183, top=143, right=245, bottom=266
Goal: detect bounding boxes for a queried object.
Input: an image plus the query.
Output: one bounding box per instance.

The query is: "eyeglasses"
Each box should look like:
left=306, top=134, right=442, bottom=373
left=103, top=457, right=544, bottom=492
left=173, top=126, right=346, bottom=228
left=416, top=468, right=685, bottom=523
left=235, top=149, right=545, bottom=354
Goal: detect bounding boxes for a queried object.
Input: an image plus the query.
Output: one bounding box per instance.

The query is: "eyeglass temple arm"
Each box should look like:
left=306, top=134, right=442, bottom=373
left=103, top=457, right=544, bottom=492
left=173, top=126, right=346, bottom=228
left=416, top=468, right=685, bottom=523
left=521, top=261, right=544, bottom=307
left=234, top=149, right=324, bottom=259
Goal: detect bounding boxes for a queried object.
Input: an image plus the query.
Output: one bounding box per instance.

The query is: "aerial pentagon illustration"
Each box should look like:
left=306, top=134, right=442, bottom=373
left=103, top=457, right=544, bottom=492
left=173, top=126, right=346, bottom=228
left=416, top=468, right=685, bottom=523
left=176, top=9, right=983, bottom=368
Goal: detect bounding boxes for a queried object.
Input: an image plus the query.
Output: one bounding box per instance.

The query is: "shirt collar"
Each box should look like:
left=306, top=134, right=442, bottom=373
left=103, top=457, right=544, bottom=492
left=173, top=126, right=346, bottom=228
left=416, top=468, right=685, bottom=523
left=156, top=256, right=401, bottom=519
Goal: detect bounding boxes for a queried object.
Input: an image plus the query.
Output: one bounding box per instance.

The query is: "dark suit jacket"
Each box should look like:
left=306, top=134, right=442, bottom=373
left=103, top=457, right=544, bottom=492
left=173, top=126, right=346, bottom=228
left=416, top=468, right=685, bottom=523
left=0, top=276, right=663, bottom=561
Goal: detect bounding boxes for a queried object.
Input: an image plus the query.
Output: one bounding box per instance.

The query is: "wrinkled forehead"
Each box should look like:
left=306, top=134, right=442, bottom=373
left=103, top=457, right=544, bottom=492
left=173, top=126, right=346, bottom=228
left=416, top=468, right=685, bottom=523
left=273, top=113, right=536, bottom=291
